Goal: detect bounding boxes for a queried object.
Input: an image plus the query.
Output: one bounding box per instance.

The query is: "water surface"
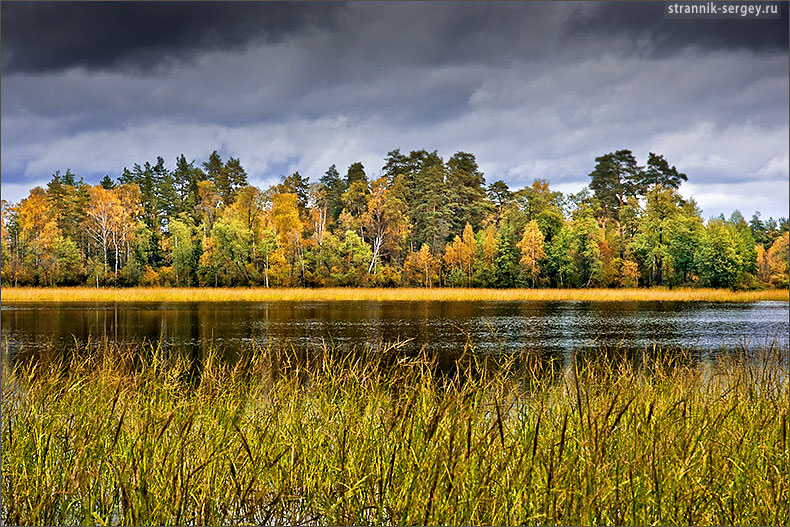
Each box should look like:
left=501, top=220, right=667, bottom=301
left=2, top=300, right=787, bottom=363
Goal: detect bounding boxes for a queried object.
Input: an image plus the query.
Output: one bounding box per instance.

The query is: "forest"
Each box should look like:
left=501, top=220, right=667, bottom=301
left=1, top=148, right=788, bottom=289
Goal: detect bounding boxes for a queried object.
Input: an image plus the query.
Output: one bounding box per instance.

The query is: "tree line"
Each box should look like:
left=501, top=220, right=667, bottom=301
left=1, top=148, right=788, bottom=289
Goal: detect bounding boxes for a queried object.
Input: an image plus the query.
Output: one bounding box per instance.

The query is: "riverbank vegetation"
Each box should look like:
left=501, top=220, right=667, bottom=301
left=2, top=286, right=788, bottom=303
left=3, top=340, right=787, bottom=525
left=2, top=149, right=788, bottom=290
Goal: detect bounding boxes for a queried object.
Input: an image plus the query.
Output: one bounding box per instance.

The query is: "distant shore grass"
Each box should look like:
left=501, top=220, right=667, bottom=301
left=3, top=341, right=788, bottom=525
left=2, top=286, right=787, bottom=303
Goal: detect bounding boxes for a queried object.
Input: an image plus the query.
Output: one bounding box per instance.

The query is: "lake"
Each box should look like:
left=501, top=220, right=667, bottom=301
left=2, top=300, right=787, bottom=365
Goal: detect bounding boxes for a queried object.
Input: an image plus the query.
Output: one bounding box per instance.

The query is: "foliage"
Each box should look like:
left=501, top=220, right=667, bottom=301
left=697, top=220, right=743, bottom=288
left=2, top=149, right=786, bottom=289
left=517, top=220, right=545, bottom=286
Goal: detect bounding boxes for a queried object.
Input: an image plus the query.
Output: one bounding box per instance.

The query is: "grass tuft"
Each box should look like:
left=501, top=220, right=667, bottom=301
left=2, top=341, right=788, bottom=525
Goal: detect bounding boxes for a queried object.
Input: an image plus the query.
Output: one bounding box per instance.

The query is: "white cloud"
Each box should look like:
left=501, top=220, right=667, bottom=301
left=680, top=179, right=789, bottom=219
left=0, top=179, right=50, bottom=205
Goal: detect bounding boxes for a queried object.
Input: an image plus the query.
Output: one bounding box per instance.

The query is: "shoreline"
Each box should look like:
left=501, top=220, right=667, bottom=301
left=2, top=286, right=787, bottom=303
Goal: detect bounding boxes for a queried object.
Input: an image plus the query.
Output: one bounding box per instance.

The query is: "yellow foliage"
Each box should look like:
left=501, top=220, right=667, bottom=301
left=767, top=233, right=789, bottom=288
left=517, top=220, right=545, bottom=285
left=755, top=244, right=771, bottom=283
left=271, top=192, right=303, bottom=248
left=444, top=223, right=476, bottom=286
left=16, top=187, right=58, bottom=248
left=481, top=224, right=497, bottom=266
left=619, top=260, right=641, bottom=288
left=405, top=244, right=440, bottom=287
left=140, top=266, right=161, bottom=287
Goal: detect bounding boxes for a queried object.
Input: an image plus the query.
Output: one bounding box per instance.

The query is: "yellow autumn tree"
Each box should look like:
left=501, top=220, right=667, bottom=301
left=196, top=180, right=221, bottom=237
left=224, top=185, right=267, bottom=280
left=405, top=244, right=440, bottom=287
left=362, top=176, right=410, bottom=275
left=471, top=223, right=498, bottom=287
left=767, top=232, right=789, bottom=288
left=270, top=192, right=304, bottom=285
left=517, top=220, right=545, bottom=286
left=16, top=187, right=62, bottom=284
left=444, top=223, right=476, bottom=286
left=755, top=244, right=771, bottom=283
left=619, top=259, right=641, bottom=287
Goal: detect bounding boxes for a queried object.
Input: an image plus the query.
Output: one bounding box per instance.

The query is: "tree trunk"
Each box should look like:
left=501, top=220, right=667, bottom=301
left=174, top=235, right=179, bottom=285
left=656, top=230, right=664, bottom=286
left=368, top=235, right=382, bottom=274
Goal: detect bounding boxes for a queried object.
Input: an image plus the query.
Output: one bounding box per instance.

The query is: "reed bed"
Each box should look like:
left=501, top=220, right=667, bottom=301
left=2, top=341, right=788, bottom=525
left=3, top=286, right=788, bottom=303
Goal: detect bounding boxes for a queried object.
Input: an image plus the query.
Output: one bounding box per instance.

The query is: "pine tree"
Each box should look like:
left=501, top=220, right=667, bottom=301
left=487, top=180, right=513, bottom=208
left=276, top=172, right=311, bottom=213
left=224, top=157, right=248, bottom=204
left=493, top=220, right=521, bottom=287
left=100, top=175, right=115, bottom=189
left=173, top=154, right=201, bottom=218
left=638, top=152, right=688, bottom=191
left=345, top=162, right=367, bottom=186
left=203, top=151, right=224, bottom=183
left=320, top=164, right=346, bottom=221
left=410, top=162, right=450, bottom=254
left=382, top=148, right=409, bottom=182
left=153, top=156, right=177, bottom=227
left=446, top=151, right=489, bottom=235
left=588, top=150, right=643, bottom=220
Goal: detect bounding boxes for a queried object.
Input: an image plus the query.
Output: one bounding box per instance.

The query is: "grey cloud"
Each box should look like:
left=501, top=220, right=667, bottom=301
left=4, top=2, right=785, bottom=77
left=1, top=2, right=787, bottom=218
left=1, top=1, right=345, bottom=74
left=563, top=1, right=788, bottom=56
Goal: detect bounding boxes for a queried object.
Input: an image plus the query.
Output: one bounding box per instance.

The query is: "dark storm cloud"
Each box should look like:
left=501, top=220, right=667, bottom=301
left=4, top=1, right=786, bottom=76
left=1, top=2, right=566, bottom=76
left=564, top=1, right=788, bottom=55
left=1, top=1, right=345, bottom=73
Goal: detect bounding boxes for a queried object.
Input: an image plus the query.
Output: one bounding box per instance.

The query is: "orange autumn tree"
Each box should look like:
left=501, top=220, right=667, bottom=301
left=15, top=187, right=62, bottom=284
left=2, top=148, right=783, bottom=290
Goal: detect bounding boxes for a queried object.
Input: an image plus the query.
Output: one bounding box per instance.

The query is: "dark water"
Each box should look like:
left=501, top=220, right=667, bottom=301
left=2, top=301, right=787, bottom=363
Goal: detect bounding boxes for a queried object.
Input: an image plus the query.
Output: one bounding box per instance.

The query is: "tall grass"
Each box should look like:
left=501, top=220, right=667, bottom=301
left=2, top=341, right=788, bottom=525
left=3, top=286, right=788, bottom=303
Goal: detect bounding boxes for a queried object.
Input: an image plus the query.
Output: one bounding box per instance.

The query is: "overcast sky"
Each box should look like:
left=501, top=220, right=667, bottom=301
left=2, top=1, right=788, bottom=218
